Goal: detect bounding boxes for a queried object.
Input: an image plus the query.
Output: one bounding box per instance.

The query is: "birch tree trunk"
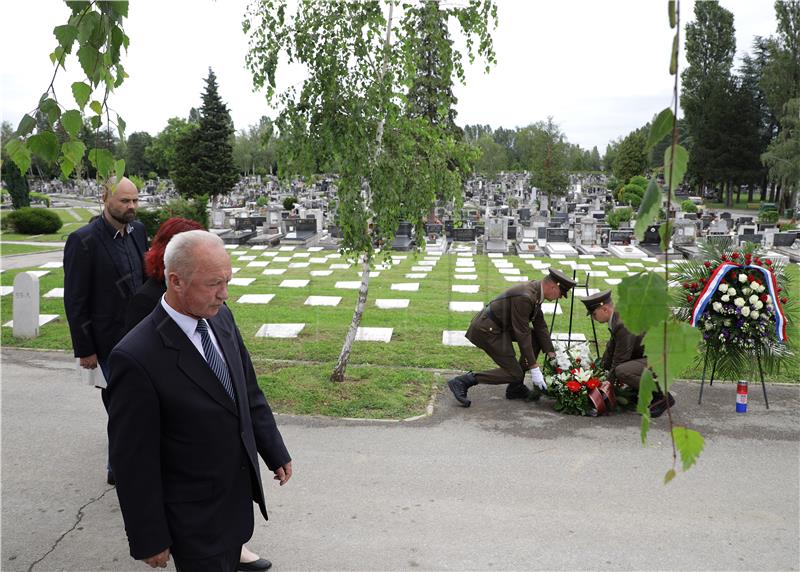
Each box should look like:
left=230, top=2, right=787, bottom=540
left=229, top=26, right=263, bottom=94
left=330, top=2, right=395, bottom=383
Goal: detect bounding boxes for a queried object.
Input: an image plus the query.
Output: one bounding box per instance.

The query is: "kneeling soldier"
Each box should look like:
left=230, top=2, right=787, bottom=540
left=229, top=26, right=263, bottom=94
left=580, top=290, right=675, bottom=417
left=448, top=268, right=576, bottom=407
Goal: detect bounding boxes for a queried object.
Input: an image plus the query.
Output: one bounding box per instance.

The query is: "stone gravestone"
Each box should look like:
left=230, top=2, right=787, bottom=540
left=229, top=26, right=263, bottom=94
left=13, top=272, right=39, bottom=338
left=545, top=227, right=569, bottom=243
left=608, top=229, right=634, bottom=245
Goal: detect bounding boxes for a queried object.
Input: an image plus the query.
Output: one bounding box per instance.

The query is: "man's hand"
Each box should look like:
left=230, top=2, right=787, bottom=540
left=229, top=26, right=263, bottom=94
left=274, top=461, right=292, bottom=486
left=547, top=351, right=556, bottom=359
left=142, top=548, right=170, bottom=568
left=79, top=354, right=98, bottom=369
left=529, top=367, right=547, bottom=390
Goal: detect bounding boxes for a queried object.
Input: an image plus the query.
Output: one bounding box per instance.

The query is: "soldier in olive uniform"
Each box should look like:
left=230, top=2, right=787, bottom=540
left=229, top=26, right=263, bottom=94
left=447, top=268, right=577, bottom=407
left=580, top=290, right=675, bottom=417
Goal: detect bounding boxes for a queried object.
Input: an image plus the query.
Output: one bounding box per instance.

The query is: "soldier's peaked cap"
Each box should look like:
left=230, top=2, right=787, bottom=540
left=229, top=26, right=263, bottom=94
left=547, top=268, right=577, bottom=297
left=581, top=289, right=613, bottom=315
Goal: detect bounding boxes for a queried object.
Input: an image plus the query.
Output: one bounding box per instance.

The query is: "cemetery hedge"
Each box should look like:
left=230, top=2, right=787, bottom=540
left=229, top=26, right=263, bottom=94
left=3, top=208, right=63, bottom=234
left=1, top=252, right=797, bottom=419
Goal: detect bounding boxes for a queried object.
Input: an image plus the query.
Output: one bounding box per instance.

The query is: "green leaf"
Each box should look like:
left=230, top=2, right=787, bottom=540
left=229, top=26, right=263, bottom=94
left=669, top=34, right=678, bottom=75
left=637, top=369, right=656, bottom=444
left=62, top=140, right=86, bottom=166
left=89, top=100, right=103, bottom=115
left=673, top=426, right=705, bottom=471
left=28, top=131, right=60, bottom=165
left=38, top=98, right=61, bottom=126
left=89, top=115, right=102, bottom=129
left=77, top=45, right=100, bottom=82
left=53, top=24, right=79, bottom=53
left=668, top=0, right=676, bottom=28
left=88, top=147, right=115, bottom=178
left=616, top=273, right=671, bottom=334
left=634, top=179, right=663, bottom=241
left=664, top=144, right=688, bottom=193
left=646, top=108, right=674, bottom=152
left=108, top=1, right=129, bottom=18
left=60, top=110, right=82, bottom=138
left=7, top=139, right=32, bottom=175
left=114, top=158, right=126, bottom=178
left=659, top=220, right=674, bottom=251
left=60, top=157, right=75, bottom=178
left=49, top=47, right=64, bottom=65
left=116, top=114, right=126, bottom=141
left=664, top=468, right=676, bottom=484
left=71, top=82, right=92, bottom=110
left=16, top=114, right=37, bottom=137
left=644, top=320, right=701, bottom=391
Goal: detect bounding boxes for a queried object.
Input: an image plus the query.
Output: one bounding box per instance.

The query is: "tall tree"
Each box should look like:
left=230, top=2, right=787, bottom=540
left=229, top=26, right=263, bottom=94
left=681, top=0, right=736, bottom=199
left=125, top=131, right=153, bottom=176
left=173, top=69, right=238, bottom=200
left=244, top=0, right=496, bottom=382
left=527, top=118, right=570, bottom=211
left=474, top=133, right=508, bottom=177
left=612, top=130, right=648, bottom=183
left=145, top=117, right=193, bottom=178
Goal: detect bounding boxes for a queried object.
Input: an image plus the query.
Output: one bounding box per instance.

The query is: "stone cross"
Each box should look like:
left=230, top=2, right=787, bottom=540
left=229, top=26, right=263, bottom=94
left=13, top=272, right=39, bottom=339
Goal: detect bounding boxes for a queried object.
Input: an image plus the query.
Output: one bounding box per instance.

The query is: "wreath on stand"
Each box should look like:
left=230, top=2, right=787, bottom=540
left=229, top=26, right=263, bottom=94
left=672, top=241, right=795, bottom=380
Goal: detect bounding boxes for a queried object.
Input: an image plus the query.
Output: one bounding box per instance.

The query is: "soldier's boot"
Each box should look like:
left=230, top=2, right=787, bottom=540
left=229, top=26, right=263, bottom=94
left=448, top=372, right=477, bottom=407
left=648, top=392, right=676, bottom=418
left=505, top=382, right=531, bottom=400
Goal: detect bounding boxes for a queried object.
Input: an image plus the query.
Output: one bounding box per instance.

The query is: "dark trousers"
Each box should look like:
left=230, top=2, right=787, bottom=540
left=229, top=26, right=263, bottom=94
left=472, top=333, right=543, bottom=386
left=613, top=358, right=648, bottom=389
left=174, top=546, right=241, bottom=572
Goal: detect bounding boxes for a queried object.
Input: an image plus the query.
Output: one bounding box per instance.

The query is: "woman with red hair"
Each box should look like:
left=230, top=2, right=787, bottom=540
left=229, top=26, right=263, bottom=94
left=123, top=217, right=273, bottom=572
left=124, top=217, right=205, bottom=331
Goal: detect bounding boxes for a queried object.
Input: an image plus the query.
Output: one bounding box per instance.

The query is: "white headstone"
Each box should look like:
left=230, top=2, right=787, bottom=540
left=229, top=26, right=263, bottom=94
left=405, top=273, right=428, bottom=279
left=279, top=279, right=310, bottom=288
left=391, top=283, right=419, bottom=292
left=454, top=274, right=478, bottom=280
left=229, top=278, right=256, bottom=286
left=310, top=270, right=333, bottom=277
left=605, top=278, right=623, bottom=285
left=262, top=269, right=287, bottom=276
left=237, top=294, right=275, bottom=304
left=0, top=286, right=14, bottom=296
left=305, top=296, right=341, bottom=306
left=43, top=288, right=64, bottom=298
left=255, top=323, right=305, bottom=338
left=375, top=299, right=410, bottom=309
left=449, top=301, right=483, bottom=312
left=247, top=261, right=270, bottom=268
left=355, top=327, right=393, bottom=342
left=451, top=285, right=480, bottom=294
left=13, top=272, right=39, bottom=338
left=335, top=281, right=361, bottom=290
left=441, top=330, right=475, bottom=347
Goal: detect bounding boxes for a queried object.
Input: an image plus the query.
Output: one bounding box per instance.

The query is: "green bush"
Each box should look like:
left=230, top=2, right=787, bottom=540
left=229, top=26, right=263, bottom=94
left=606, top=207, right=633, bottom=230
left=283, top=196, right=297, bottom=211
left=779, top=222, right=797, bottom=231
left=28, top=192, right=50, bottom=207
left=681, top=199, right=698, bottom=213
left=629, top=175, right=649, bottom=189
left=619, top=183, right=645, bottom=206
left=5, top=207, right=63, bottom=234
left=759, top=209, right=779, bottom=224
left=138, top=195, right=209, bottom=238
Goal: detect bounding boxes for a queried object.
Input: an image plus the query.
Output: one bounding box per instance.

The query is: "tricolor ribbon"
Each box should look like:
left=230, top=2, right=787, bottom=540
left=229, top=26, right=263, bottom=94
left=690, top=262, right=788, bottom=342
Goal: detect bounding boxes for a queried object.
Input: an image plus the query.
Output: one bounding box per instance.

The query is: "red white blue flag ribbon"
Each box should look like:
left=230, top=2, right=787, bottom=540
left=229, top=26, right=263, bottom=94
left=690, top=262, right=787, bottom=342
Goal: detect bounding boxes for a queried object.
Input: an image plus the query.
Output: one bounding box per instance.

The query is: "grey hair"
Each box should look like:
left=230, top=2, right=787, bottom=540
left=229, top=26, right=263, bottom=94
left=164, top=230, right=225, bottom=279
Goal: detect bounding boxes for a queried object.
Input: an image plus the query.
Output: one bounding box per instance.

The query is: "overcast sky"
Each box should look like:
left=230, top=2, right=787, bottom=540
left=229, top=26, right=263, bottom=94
left=1, top=0, right=779, bottom=153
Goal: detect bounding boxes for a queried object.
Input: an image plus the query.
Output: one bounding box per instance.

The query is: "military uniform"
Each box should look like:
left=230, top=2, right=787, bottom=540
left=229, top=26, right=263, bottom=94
left=466, top=279, right=554, bottom=386
left=601, top=310, right=647, bottom=389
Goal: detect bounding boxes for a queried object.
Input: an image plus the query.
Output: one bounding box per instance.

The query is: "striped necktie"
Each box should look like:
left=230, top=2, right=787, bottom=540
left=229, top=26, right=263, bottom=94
left=195, top=319, right=236, bottom=403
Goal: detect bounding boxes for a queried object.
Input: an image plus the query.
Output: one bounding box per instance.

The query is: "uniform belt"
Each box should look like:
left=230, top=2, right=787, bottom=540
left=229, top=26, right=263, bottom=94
left=484, top=305, right=503, bottom=330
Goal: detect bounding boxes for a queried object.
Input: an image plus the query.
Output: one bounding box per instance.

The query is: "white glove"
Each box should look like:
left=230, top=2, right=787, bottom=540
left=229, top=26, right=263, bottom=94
left=530, top=367, right=547, bottom=390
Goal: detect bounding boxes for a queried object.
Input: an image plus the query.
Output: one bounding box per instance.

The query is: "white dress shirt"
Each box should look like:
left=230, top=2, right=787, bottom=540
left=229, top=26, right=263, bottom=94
left=160, top=295, right=227, bottom=366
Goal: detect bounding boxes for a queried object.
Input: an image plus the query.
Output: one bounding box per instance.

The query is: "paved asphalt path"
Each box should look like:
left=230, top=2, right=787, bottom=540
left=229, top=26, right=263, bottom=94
left=2, top=347, right=798, bottom=571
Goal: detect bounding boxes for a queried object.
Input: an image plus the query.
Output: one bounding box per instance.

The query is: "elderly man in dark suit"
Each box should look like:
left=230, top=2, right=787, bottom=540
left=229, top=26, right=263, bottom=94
left=108, top=230, right=292, bottom=571
left=63, top=176, right=147, bottom=484
left=448, top=268, right=577, bottom=407
left=580, top=290, right=675, bottom=417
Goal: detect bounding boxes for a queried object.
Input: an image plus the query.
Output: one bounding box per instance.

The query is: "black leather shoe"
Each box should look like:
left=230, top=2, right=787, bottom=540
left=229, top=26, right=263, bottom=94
left=448, top=372, right=476, bottom=407
left=106, top=471, right=115, bottom=486
left=238, top=558, right=272, bottom=571
left=649, top=393, right=676, bottom=418
left=505, top=383, right=530, bottom=400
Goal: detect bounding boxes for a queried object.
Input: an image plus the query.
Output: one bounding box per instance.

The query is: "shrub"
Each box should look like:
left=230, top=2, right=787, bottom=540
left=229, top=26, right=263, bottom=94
left=619, top=183, right=645, bottom=206
left=5, top=207, right=63, bottom=234
left=681, top=199, right=698, bottom=213
left=759, top=210, right=779, bottom=224
left=606, top=207, right=633, bottom=230
left=629, top=175, right=648, bottom=189
left=138, top=195, right=209, bottom=238
left=282, top=196, right=297, bottom=211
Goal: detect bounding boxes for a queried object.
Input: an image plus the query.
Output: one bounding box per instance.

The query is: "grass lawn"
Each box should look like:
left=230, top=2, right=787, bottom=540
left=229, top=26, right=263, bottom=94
left=2, top=248, right=797, bottom=418
left=0, top=243, right=63, bottom=256
left=703, top=194, right=766, bottom=211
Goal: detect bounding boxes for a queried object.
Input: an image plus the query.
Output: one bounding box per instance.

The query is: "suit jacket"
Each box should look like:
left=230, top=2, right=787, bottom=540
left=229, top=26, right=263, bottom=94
left=124, top=277, right=166, bottom=333
left=63, top=215, right=148, bottom=360
left=601, top=310, right=646, bottom=382
left=108, top=302, right=291, bottom=560
left=466, top=280, right=554, bottom=369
